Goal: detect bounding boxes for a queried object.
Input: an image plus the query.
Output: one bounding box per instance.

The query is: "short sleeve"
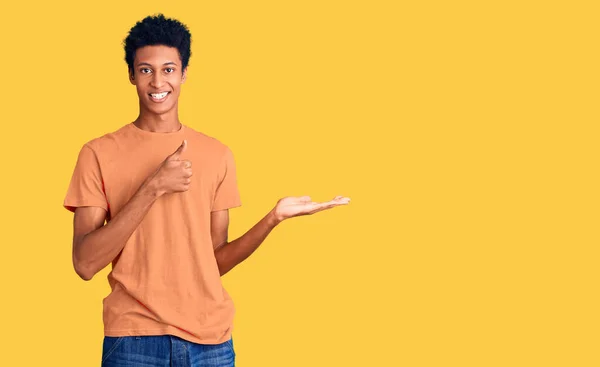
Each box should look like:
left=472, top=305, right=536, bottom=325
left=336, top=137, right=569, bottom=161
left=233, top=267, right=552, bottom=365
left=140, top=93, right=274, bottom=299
left=211, top=147, right=242, bottom=212
left=63, top=144, right=108, bottom=213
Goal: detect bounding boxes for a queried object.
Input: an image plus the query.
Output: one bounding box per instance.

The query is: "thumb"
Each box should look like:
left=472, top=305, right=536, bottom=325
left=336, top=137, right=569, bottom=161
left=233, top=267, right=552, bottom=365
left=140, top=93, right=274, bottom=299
left=167, top=140, right=187, bottom=160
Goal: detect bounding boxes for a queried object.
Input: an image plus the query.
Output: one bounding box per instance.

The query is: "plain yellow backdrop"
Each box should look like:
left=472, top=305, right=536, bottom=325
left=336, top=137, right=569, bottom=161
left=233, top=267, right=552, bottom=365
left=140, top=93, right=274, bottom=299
left=0, top=0, right=598, bottom=366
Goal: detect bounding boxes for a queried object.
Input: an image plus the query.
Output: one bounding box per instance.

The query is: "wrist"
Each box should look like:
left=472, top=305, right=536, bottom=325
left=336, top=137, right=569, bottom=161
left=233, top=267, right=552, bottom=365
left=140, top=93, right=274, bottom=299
left=140, top=177, right=164, bottom=198
left=268, top=208, right=284, bottom=227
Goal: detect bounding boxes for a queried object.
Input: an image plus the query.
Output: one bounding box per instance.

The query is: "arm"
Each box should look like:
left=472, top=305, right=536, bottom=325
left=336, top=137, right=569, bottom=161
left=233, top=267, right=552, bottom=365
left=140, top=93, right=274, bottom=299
left=72, top=184, right=161, bottom=281
left=212, top=195, right=350, bottom=276
left=212, top=209, right=280, bottom=276
left=72, top=140, right=192, bottom=281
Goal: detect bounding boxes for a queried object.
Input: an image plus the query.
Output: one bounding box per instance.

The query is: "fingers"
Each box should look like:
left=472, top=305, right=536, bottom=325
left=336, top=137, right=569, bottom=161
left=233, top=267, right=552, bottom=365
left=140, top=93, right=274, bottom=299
left=333, top=196, right=351, bottom=204
left=183, top=160, right=193, bottom=175
left=310, top=196, right=350, bottom=213
left=318, top=196, right=350, bottom=206
left=298, top=195, right=350, bottom=211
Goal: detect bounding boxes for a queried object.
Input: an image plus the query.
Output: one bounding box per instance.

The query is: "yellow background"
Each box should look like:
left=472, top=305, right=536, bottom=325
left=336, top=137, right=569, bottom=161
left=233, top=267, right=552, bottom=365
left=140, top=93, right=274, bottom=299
left=0, top=0, right=598, bottom=366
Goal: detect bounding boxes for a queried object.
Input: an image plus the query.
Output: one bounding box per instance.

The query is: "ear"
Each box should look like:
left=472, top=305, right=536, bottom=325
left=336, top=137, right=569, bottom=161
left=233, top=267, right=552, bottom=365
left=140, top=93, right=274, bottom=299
left=129, top=69, right=136, bottom=85
left=181, top=67, right=188, bottom=84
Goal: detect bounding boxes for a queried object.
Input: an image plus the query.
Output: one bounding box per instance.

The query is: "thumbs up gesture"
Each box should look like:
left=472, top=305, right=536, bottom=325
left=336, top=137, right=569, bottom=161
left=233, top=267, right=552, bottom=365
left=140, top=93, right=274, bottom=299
left=146, top=140, right=193, bottom=196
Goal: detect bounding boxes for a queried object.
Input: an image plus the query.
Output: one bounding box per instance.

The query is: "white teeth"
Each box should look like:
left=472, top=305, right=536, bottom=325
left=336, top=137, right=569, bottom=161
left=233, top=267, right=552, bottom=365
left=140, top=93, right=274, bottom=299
left=151, top=92, right=168, bottom=99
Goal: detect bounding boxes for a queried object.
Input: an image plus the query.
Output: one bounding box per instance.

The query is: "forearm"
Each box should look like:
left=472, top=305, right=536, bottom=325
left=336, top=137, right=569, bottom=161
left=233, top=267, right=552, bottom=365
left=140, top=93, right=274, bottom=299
left=74, top=182, right=161, bottom=280
left=214, top=209, right=282, bottom=276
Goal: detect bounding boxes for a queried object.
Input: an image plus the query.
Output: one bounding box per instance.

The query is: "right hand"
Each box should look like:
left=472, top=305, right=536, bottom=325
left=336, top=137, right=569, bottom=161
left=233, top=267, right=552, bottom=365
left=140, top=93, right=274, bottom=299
left=147, top=140, right=193, bottom=195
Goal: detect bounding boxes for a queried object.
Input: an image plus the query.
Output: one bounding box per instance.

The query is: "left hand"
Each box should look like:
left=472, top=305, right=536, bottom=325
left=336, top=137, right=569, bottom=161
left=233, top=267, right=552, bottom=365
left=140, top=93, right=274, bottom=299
left=273, top=195, right=351, bottom=222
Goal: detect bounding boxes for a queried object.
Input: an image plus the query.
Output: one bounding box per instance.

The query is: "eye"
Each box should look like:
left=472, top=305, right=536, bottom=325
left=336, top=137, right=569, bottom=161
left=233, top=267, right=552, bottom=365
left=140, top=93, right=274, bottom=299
left=140, top=68, right=152, bottom=74
left=165, top=68, right=175, bottom=73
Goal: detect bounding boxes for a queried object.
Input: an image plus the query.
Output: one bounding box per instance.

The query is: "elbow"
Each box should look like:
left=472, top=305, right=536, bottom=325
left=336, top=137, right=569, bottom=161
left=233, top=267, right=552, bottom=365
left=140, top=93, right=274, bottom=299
left=74, top=262, right=94, bottom=281
left=72, top=239, right=96, bottom=281
left=78, top=270, right=94, bottom=281
left=73, top=254, right=95, bottom=281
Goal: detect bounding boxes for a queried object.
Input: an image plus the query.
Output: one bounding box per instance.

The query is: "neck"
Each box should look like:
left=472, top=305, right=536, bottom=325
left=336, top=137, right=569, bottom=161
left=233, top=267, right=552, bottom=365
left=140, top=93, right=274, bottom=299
left=134, top=104, right=181, bottom=133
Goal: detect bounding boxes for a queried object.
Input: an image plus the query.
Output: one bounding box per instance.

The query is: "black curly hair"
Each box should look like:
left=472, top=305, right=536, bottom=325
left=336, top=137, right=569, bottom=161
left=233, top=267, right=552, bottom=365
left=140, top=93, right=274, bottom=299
left=123, top=13, right=192, bottom=72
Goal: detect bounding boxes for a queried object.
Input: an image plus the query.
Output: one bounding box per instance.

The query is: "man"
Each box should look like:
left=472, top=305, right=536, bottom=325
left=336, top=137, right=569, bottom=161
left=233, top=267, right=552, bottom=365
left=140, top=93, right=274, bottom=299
left=63, top=13, right=349, bottom=367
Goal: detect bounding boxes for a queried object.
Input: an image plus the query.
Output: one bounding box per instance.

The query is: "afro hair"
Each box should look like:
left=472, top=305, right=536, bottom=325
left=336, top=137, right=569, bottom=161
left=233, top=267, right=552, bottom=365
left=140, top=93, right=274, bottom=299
left=123, top=13, right=192, bottom=71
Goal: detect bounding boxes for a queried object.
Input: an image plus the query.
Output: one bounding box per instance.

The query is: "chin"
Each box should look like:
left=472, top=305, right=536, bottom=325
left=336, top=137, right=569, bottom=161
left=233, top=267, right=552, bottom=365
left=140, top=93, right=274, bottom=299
left=143, top=102, right=175, bottom=115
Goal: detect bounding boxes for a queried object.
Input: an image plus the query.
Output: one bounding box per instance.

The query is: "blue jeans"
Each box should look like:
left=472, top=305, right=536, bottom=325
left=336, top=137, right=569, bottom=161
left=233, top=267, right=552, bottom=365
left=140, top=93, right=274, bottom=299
left=101, top=335, right=235, bottom=367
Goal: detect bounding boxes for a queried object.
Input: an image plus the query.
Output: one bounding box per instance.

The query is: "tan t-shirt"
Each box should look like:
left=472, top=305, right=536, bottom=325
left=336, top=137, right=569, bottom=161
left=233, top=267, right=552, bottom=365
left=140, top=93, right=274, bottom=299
left=63, top=122, right=241, bottom=344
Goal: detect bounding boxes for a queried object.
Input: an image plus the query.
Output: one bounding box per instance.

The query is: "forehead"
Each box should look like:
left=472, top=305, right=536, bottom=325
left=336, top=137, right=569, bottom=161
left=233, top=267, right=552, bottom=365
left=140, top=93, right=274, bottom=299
left=134, top=45, right=182, bottom=66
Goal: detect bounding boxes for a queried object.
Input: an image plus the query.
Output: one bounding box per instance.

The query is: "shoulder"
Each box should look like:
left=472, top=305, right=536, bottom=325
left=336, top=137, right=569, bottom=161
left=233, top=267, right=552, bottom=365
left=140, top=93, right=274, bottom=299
left=81, top=124, right=132, bottom=156
left=184, top=125, right=234, bottom=158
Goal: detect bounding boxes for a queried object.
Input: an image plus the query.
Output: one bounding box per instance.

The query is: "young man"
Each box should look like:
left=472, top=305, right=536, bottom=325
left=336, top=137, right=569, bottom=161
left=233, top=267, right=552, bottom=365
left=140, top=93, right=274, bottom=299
left=63, top=13, right=349, bottom=367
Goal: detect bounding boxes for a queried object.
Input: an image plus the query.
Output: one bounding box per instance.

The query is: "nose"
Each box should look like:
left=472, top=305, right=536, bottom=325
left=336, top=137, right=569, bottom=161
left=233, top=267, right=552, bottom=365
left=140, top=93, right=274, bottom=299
left=150, top=72, right=165, bottom=89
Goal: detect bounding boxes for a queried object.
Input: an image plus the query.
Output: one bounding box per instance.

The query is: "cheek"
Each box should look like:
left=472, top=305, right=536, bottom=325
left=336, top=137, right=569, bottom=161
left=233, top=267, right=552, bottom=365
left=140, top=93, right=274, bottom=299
left=136, top=85, right=146, bottom=98
left=169, top=82, right=181, bottom=96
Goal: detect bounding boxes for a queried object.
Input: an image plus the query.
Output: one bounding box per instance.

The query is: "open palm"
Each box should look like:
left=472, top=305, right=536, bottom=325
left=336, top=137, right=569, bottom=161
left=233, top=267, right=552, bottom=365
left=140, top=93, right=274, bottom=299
left=273, top=195, right=350, bottom=221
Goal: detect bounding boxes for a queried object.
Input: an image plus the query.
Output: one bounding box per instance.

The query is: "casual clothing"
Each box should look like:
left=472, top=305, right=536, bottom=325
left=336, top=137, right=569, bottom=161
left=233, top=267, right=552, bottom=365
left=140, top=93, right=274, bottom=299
left=101, top=335, right=235, bottom=367
left=64, top=122, right=242, bottom=345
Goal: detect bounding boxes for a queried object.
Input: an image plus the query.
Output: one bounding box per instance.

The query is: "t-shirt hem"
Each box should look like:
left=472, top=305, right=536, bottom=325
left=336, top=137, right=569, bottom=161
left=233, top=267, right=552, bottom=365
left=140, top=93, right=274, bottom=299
left=104, top=326, right=232, bottom=345
left=211, top=202, right=242, bottom=212
left=64, top=201, right=108, bottom=213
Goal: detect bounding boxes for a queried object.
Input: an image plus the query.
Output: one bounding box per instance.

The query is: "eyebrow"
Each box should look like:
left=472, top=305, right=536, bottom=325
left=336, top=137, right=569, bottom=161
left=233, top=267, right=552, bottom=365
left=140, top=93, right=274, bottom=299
left=136, top=62, right=178, bottom=67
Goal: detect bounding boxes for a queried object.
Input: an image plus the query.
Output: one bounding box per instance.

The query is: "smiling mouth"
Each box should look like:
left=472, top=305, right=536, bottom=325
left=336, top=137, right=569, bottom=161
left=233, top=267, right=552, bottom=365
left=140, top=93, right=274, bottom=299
left=149, top=91, right=170, bottom=101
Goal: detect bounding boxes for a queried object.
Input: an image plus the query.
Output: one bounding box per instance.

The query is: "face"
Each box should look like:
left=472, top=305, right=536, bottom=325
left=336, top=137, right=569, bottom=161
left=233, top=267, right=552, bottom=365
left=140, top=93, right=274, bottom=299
left=129, top=45, right=187, bottom=115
